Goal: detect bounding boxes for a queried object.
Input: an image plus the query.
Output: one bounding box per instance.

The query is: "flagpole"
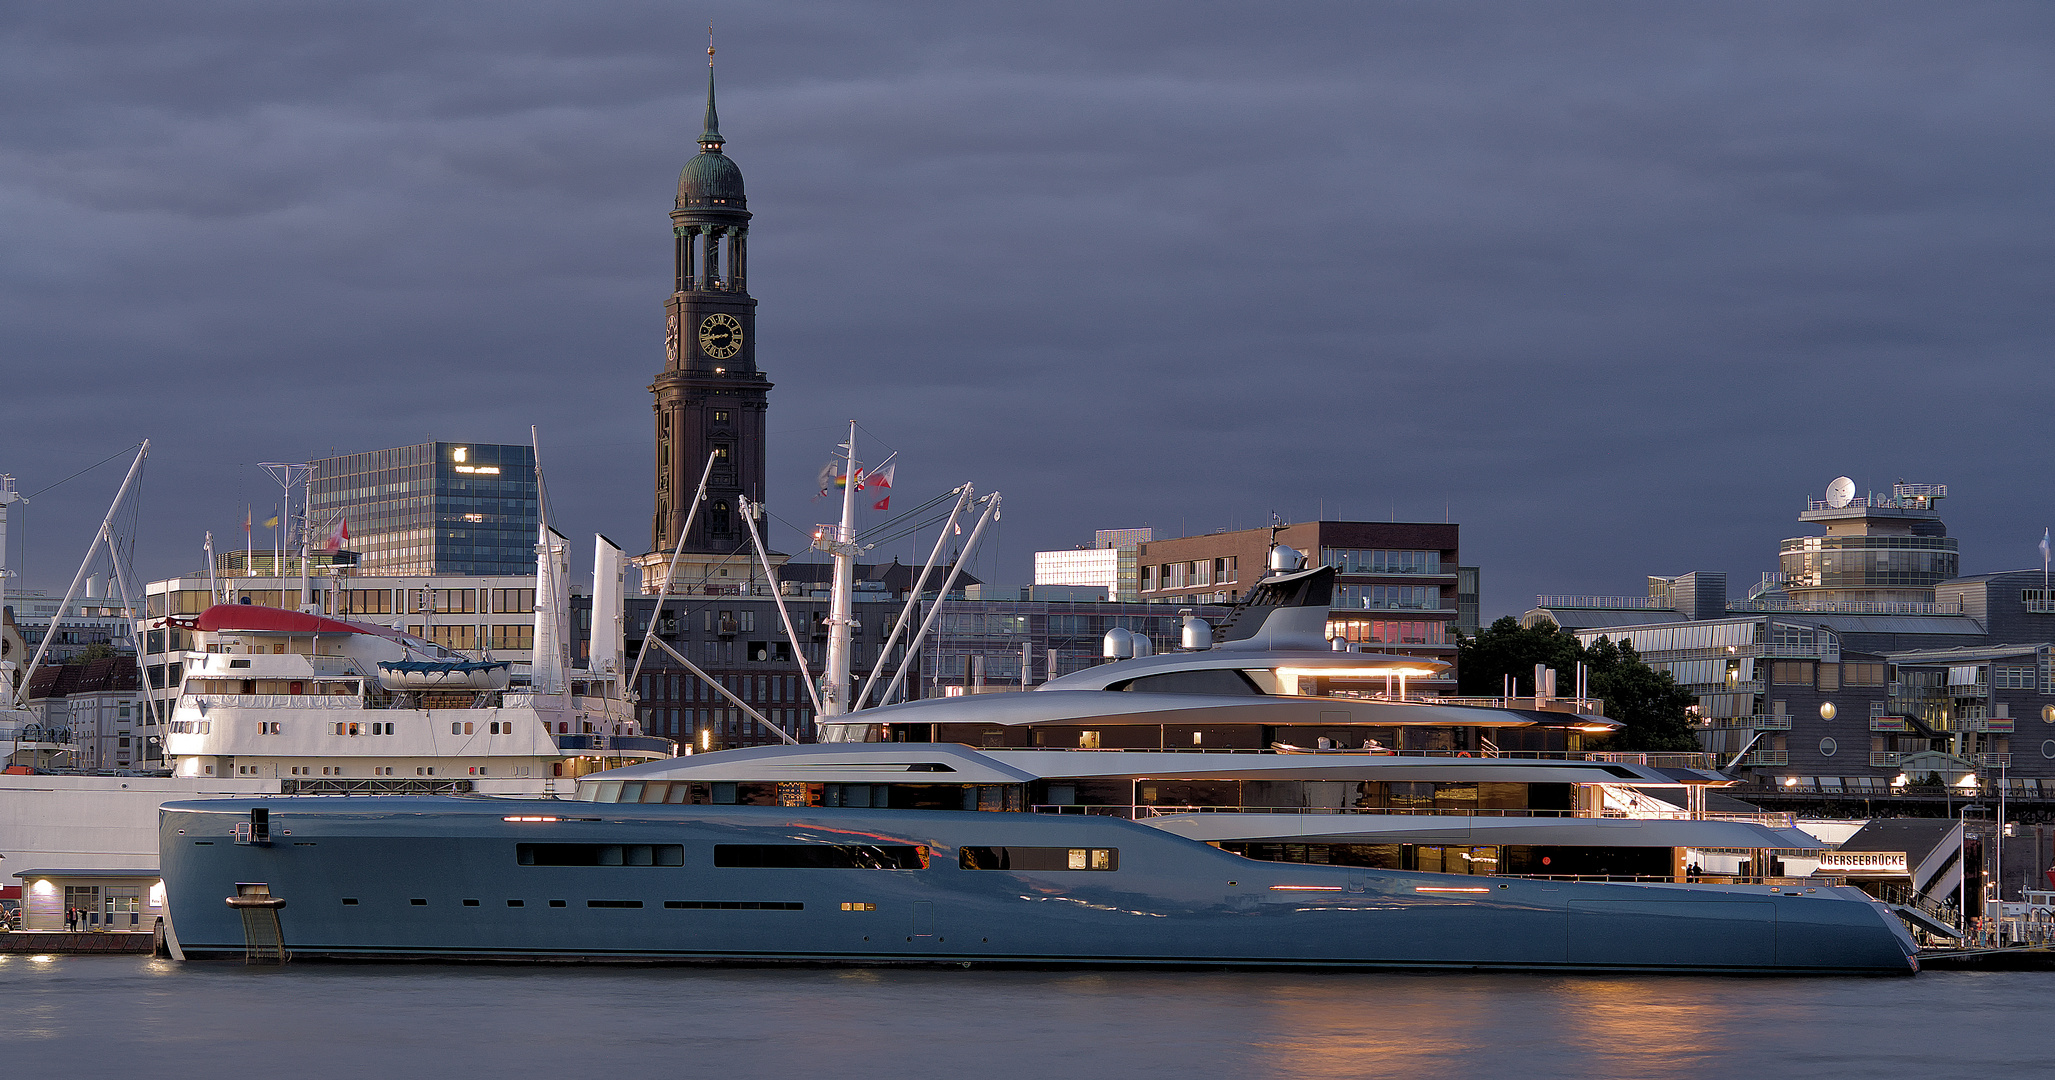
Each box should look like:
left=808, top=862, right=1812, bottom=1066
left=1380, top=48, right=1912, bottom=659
left=818, top=421, right=861, bottom=718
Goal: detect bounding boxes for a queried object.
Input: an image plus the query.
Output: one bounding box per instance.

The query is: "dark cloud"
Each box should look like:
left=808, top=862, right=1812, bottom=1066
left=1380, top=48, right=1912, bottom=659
left=4, top=1, right=2053, bottom=615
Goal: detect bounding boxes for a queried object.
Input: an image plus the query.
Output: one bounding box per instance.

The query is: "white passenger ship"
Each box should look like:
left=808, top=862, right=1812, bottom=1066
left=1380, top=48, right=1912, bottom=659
left=161, top=532, right=672, bottom=792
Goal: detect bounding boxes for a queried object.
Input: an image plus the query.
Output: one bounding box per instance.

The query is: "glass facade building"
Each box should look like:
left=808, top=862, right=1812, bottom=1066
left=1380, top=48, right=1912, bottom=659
left=307, top=442, right=538, bottom=577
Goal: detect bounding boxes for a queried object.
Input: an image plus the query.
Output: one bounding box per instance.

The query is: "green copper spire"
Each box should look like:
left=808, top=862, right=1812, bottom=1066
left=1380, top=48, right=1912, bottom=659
left=700, top=33, right=723, bottom=150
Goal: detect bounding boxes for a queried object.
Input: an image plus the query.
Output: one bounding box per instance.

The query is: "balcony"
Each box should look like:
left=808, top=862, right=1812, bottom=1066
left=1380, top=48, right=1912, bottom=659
left=1974, top=753, right=2013, bottom=769
left=1869, top=751, right=1902, bottom=768
left=1735, top=750, right=1789, bottom=767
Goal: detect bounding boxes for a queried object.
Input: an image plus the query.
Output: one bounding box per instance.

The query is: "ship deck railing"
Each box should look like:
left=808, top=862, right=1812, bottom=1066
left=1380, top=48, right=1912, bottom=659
left=554, top=733, right=678, bottom=756
left=185, top=694, right=362, bottom=710
left=1034, top=804, right=1795, bottom=826
left=1021, top=747, right=1724, bottom=770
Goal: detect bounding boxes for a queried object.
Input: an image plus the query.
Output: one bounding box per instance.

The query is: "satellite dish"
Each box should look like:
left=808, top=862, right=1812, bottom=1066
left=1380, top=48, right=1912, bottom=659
left=1825, top=476, right=1856, bottom=509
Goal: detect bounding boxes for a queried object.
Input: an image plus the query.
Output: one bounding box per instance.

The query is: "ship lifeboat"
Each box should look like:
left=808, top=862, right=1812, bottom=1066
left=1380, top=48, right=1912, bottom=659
left=376, top=660, right=512, bottom=691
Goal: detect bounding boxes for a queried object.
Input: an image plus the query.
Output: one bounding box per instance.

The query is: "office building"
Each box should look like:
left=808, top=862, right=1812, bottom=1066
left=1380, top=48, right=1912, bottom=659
left=1034, top=528, right=1152, bottom=602
left=2, top=581, right=141, bottom=662
left=305, top=441, right=539, bottom=577
left=1524, top=476, right=2055, bottom=790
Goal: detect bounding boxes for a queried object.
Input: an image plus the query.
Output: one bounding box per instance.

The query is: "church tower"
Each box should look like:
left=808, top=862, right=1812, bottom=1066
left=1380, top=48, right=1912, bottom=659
left=649, top=43, right=770, bottom=562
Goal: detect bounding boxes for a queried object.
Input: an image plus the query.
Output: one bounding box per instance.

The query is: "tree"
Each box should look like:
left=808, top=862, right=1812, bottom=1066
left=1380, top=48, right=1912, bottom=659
left=1454, top=616, right=1583, bottom=696
left=1456, top=618, right=1698, bottom=752
left=74, top=643, right=120, bottom=661
left=1582, top=637, right=1699, bottom=752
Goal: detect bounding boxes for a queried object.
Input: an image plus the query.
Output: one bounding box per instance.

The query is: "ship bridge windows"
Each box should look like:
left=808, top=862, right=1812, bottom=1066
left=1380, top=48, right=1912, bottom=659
left=517, top=844, right=684, bottom=867
left=1109, top=669, right=1264, bottom=696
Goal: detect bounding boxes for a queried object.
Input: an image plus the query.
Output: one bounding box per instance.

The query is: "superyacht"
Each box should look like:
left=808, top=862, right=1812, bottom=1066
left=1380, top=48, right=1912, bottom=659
left=160, top=477, right=1919, bottom=972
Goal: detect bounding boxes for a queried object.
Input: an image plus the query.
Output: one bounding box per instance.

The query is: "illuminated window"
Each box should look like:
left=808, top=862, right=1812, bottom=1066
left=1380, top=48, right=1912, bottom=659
left=959, top=847, right=1119, bottom=871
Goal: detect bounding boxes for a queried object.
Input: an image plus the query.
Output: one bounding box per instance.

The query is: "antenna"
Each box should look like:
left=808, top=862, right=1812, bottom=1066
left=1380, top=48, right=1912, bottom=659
left=1824, top=476, right=1856, bottom=509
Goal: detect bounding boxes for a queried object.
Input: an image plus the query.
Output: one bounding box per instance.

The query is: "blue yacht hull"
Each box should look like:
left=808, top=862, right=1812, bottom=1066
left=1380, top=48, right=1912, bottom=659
left=160, top=797, right=1918, bottom=974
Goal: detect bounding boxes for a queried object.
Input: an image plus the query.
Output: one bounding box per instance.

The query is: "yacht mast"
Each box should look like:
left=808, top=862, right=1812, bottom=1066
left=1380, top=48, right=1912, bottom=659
left=0, top=473, right=20, bottom=712
left=816, top=420, right=862, bottom=717
left=530, top=427, right=569, bottom=693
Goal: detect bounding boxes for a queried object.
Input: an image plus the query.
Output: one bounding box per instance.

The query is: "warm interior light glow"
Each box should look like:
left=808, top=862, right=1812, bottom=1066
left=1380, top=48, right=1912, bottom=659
left=30, top=880, right=56, bottom=895
left=502, top=815, right=560, bottom=822
left=1274, top=666, right=1440, bottom=679
left=1268, top=884, right=1344, bottom=892
left=1414, top=886, right=1490, bottom=894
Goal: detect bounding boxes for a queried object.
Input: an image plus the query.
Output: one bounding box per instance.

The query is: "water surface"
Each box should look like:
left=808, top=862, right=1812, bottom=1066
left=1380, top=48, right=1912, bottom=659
left=2, top=956, right=2043, bottom=1079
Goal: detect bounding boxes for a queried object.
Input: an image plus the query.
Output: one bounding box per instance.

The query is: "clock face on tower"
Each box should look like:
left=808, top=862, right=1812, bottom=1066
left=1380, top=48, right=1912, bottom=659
left=698, top=313, right=743, bottom=360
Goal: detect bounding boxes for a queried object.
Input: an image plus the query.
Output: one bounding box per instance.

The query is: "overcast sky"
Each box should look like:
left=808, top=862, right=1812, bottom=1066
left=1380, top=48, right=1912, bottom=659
left=4, top=2, right=2052, bottom=618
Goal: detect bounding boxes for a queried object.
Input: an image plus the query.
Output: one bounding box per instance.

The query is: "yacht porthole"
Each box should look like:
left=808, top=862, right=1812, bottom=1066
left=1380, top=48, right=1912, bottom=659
left=1819, top=737, right=1837, bottom=757
left=2042, top=740, right=2055, bottom=759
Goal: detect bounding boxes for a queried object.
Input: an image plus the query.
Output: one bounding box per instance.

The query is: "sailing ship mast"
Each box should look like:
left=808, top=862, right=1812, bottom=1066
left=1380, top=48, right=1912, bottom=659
left=815, top=421, right=862, bottom=717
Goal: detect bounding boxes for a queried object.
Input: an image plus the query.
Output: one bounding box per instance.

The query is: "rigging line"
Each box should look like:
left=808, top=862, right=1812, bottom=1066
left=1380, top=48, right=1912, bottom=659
left=849, top=421, right=898, bottom=460
left=22, top=443, right=144, bottom=501
left=856, top=517, right=962, bottom=554
left=857, top=504, right=966, bottom=546
left=856, top=514, right=957, bottom=551
left=853, top=488, right=958, bottom=537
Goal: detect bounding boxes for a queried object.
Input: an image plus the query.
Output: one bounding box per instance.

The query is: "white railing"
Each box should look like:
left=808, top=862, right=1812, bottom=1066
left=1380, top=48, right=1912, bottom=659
left=1870, top=751, right=1902, bottom=767
left=1731, top=599, right=1962, bottom=615
left=187, top=694, right=360, bottom=710
left=1035, top=804, right=1778, bottom=823
left=1534, top=595, right=1665, bottom=610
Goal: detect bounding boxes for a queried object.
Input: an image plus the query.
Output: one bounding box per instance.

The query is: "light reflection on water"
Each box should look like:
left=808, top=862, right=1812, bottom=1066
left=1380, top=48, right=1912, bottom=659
left=0, top=956, right=2048, bottom=1080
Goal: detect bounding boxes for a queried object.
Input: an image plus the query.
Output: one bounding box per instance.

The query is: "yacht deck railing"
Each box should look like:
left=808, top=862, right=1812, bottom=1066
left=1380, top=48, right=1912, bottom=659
left=1033, top=804, right=1794, bottom=826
